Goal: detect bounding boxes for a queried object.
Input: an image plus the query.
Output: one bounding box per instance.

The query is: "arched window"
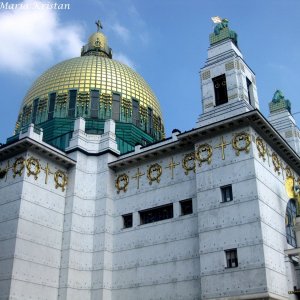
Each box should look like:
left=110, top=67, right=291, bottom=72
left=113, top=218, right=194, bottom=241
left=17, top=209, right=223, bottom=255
left=286, top=199, right=297, bottom=247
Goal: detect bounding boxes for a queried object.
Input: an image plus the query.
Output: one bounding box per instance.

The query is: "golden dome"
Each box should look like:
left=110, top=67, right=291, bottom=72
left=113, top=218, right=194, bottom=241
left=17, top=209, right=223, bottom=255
left=88, top=32, right=108, bottom=49
left=21, top=55, right=163, bottom=120
left=16, top=21, right=165, bottom=151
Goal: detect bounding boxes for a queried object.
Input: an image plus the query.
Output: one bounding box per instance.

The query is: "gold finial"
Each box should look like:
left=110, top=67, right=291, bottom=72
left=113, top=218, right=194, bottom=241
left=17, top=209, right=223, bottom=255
left=95, top=19, right=103, bottom=32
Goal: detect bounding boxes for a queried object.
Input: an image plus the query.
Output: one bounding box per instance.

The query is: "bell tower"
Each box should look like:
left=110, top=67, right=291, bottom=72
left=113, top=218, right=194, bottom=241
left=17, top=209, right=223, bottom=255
left=268, top=90, right=300, bottom=155
left=197, top=17, right=259, bottom=127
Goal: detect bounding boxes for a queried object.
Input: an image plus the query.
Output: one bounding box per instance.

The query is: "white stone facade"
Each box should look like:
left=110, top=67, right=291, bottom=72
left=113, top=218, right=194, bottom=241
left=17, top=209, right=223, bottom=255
left=1, top=33, right=300, bottom=300
left=1, top=113, right=299, bottom=300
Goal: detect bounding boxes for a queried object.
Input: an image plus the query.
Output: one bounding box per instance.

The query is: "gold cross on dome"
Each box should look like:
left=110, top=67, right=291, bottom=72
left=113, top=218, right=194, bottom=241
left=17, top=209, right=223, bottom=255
left=215, top=136, right=230, bottom=160
left=95, top=19, right=103, bottom=32
left=132, top=168, right=145, bottom=189
left=165, top=157, right=179, bottom=179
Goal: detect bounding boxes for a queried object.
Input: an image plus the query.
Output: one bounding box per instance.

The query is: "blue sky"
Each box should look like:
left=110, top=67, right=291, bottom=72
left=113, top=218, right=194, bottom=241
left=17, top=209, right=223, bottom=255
left=0, top=0, right=300, bottom=143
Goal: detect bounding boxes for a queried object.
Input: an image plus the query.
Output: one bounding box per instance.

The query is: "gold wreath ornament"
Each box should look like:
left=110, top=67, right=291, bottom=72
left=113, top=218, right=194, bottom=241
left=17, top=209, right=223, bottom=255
left=195, top=144, right=213, bottom=166
left=26, top=157, right=41, bottom=180
left=54, top=170, right=68, bottom=191
left=147, top=163, right=162, bottom=184
left=115, top=173, right=129, bottom=193
left=255, top=137, right=266, bottom=161
left=285, top=166, right=293, bottom=179
left=182, top=152, right=196, bottom=175
left=271, top=152, right=281, bottom=174
left=232, top=132, right=251, bottom=156
left=13, top=157, right=25, bottom=178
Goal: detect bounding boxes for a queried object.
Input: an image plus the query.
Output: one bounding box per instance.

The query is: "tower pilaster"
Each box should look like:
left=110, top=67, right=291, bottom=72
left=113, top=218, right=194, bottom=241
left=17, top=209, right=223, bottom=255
left=197, top=18, right=259, bottom=127
left=268, top=90, right=300, bottom=155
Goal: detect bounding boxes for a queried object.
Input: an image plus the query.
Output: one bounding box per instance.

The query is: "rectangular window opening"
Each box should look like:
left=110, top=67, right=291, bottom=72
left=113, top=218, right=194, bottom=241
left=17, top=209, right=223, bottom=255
left=213, top=74, right=228, bottom=106
left=147, top=107, right=153, bottom=134
left=180, top=199, right=193, bottom=215
left=90, top=90, right=99, bottom=118
left=22, top=106, right=27, bottom=126
left=32, top=98, right=39, bottom=123
left=225, top=249, right=238, bottom=268
left=221, top=185, right=233, bottom=203
left=132, top=99, right=140, bottom=127
left=112, top=93, right=121, bottom=121
left=246, top=77, right=253, bottom=106
left=48, top=92, right=56, bottom=120
left=140, top=203, right=173, bottom=225
left=123, top=213, right=133, bottom=228
left=68, top=90, right=77, bottom=118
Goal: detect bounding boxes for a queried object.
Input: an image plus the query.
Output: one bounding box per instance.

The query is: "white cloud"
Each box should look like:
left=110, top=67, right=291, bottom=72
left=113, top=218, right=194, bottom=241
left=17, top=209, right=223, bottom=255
left=111, top=22, right=130, bottom=43
left=0, top=0, right=84, bottom=75
left=114, top=52, right=136, bottom=70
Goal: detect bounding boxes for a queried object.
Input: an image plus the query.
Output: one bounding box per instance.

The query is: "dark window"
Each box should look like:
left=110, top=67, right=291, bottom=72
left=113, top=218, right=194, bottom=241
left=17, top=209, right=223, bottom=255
left=132, top=99, right=140, bottom=126
left=123, top=213, right=133, bottom=228
left=140, top=204, right=173, bottom=225
left=90, top=90, right=99, bottom=118
left=225, top=249, right=238, bottom=268
left=221, top=185, right=233, bottom=202
left=147, top=107, right=153, bottom=134
left=246, top=77, right=253, bottom=106
left=158, top=116, right=161, bottom=130
left=286, top=199, right=297, bottom=247
left=112, top=93, right=120, bottom=121
left=68, top=90, right=77, bottom=117
left=22, top=105, right=27, bottom=126
left=180, top=199, right=193, bottom=215
left=48, top=92, right=56, bottom=120
left=32, top=98, right=39, bottom=123
left=213, top=74, right=228, bottom=106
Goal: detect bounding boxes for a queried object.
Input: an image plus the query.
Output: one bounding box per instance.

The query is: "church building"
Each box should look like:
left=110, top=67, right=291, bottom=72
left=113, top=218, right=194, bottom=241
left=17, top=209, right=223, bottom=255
left=1, top=18, right=300, bottom=300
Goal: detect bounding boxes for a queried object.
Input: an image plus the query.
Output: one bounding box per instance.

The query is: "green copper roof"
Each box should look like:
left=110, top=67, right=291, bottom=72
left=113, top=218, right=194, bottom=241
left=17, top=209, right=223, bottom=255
left=209, top=18, right=238, bottom=47
left=269, top=90, right=291, bottom=113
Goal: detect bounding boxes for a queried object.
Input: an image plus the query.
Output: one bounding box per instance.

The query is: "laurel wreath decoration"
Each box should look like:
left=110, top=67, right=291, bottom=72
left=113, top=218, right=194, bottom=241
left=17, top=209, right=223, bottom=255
left=285, top=166, right=294, bottom=179
left=26, top=157, right=41, bottom=180
left=115, top=173, right=129, bottom=193
left=182, top=152, right=196, bottom=175
left=195, top=143, right=213, bottom=166
left=271, top=152, right=281, bottom=175
left=147, top=163, right=162, bottom=185
left=13, top=157, right=25, bottom=178
left=255, top=137, right=266, bottom=161
left=232, top=132, right=251, bottom=156
left=54, top=170, right=68, bottom=191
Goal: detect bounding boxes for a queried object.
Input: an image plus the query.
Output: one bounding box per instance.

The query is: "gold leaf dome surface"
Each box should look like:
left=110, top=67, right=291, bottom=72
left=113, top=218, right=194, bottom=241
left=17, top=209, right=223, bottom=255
left=88, top=32, right=108, bottom=49
left=21, top=55, right=163, bottom=121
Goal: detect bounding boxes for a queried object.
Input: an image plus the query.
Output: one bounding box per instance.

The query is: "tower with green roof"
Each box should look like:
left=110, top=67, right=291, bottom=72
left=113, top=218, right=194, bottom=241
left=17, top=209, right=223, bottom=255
left=197, top=18, right=259, bottom=127
left=268, top=90, right=300, bottom=155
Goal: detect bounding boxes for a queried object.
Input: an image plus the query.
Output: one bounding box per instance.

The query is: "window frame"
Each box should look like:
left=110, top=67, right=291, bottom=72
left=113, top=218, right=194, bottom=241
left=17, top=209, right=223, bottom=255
left=122, top=213, right=133, bottom=229
left=139, top=203, right=173, bottom=225
left=225, top=248, right=238, bottom=268
left=68, top=89, right=77, bottom=118
left=220, top=185, right=233, bottom=203
left=112, top=92, right=121, bottom=121
left=90, top=89, right=100, bottom=119
left=212, top=74, right=228, bottom=106
left=180, top=199, right=193, bottom=216
left=132, top=98, right=140, bottom=127
left=48, top=92, right=56, bottom=120
left=32, top=98, right=39, bottom=123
